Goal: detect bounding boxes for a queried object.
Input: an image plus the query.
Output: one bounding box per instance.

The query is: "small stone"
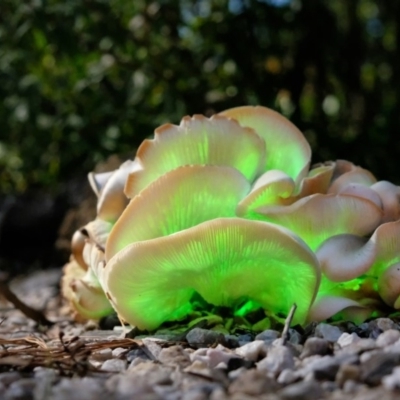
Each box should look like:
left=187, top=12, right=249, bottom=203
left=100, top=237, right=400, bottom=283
left=126, top=347, right=149, bottom=362
left=280, top=379, right=324, bottom=400
left=186, top=328, right=225, bottom=348
left=376, top=329, right=400, bottom=347
left=343, top=379, right=362, bottom=394
left=371, top=318, right=397, bottom=332
left=257, top=345, right=295, bottom=375
left=207, top=345, right=240, bottom=368
left=235, top=340, right=267, bottom=362
left=158, top=345, right=191, bottom=368
left=314, top=323, right=342, bottom=342
left=100, top=358, right=127, bottom=372
left=382, top=366, right=400, bottom=390
left=91, top=348, right=113, bottom=361
left=336, top=364, right=361, bottom=387
left=112, top=347, right=127, bottom=358
left=301, top=337, right=332, bottom=359
left=361, top=352, right=400, bottom=386
left=337, top=332, right=361, bottom=347
left=52, top=377, right=105, bottom=400
left=278, top=368, right=300, bottom=385
left=236, top=334, right=253, bottom=346
left=229, top=369, right=279, bottom=396
left=7, top=379, right=36, bottom=399
left=142, top=338, right=163, bottom=358
left=0, top=372, right=22, bottom=387
left=184, top=360, right=214, bottom=379
left=255, top=329, right=280, bottom=344
left=300, top=354, right=358, bottom=381
left=287, top=329, right=302, bottom=345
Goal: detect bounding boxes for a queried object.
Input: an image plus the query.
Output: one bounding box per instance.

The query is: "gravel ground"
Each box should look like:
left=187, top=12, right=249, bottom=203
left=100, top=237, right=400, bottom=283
left=2, top=269, right=400, bottom=400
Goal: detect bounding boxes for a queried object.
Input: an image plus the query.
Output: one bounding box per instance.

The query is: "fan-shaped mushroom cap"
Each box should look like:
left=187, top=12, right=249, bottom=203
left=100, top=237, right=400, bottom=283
left=334, top=183, right=383, bottom=209
left=97, top=160, right=142, bottom=222
left=255, top=194, right=382, bottom=250
left=103, top=218, right=320, bottom=331
left=69, top=275, right=114, bottom=320
left=71, top=230, right=88, bottom=270
left=124, top=115, right=265, bottom=199
left=219, top=105, right=311, bottom=183
left=294, top=162, right=335, bottom=197
left=106, top=165, right=250, bottom=261
left=378, top=263, right=400, bottom=308
left=370, top=181, right=400, bottom=223
left=236, top=170, right=295, bottom=218
left=316, top=220, right=400, bottom=307
left=308, top=296, right=365, bottom=322
left=61, top=260, right=113, bottom=320
left=88, top=171, right=114, bottom=197
left=237, top=163, right=336, bottom=219
left=328, top=162, right=377, bottom=194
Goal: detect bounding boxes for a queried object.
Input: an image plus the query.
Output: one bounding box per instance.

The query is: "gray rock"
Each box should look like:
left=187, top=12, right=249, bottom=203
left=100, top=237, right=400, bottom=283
left=300, top=337, right=331, bottom=359
left=158, top=345, right=191, bottom=368
left=229, top=369, right=279, bottom=396
left=280, top=379, right=324, bottom=400
left=361, top=352, right=400, bottom=386
left=287, top=329, right=302, bottom=345
left=337, top=332, right=361, bottom=347
left=100, top=358, right=127, bottom=372
left=52, top=377, right=105, bottom=400
left=257, top=345, right=295, bottom=375
left=0, top=372, right=22, bottom=387
left=255, top=329, right=280, bottom=344
left=186, top=328, right=225, bottom=348
left=6, top=379, right=36, bottom=400
left=277, top=369, right=300, bottom=385
left=382, top=366, right=400, bottom=390
left=376, top=329, right=400, bottom=347
left=300, top=354, right=358, bottom=381
left=336, top=364, right=361, bottom=387
left=235, top=340, right=267, bottom=362
left=90, top=348, right=113, bottom=361
left=314, top=323, right=342, bottom=342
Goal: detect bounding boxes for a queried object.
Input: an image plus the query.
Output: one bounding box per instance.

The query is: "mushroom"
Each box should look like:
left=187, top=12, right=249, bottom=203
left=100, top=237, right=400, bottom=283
left=219, top=105, right=311, bottom=184
left=103, top=218, right=320, bottom=331
left=124, top=114, right=265, bottom=199
left=254, top=194, right=382, bottom=250
left=106, top=165, right=250, bottom=260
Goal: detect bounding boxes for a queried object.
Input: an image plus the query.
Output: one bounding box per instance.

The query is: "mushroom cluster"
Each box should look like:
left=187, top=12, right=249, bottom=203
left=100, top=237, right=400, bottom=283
left=62, top=106, right=400, bottom=331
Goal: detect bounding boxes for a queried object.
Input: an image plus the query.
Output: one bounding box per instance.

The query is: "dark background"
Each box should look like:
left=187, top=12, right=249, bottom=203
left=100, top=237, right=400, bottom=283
left=0, top=0, right=399, bottom=269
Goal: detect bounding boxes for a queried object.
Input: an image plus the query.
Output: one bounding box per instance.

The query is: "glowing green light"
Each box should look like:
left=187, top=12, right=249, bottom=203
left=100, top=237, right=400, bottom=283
left=104, top=218, right=319, bottom=331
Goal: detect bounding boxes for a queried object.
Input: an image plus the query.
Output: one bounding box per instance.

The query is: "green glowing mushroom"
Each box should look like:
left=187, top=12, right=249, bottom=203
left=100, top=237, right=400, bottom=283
left=252, top=194, right=382, bottom=251
left=124, top=114, right=265, bottom=199
left=220, top=105, right=311, bottom=183
left=313, top=220, right=400, bottom=319
left=106, top=165, right=250, bottom=260
left=103, top=218, right=320, bottom=331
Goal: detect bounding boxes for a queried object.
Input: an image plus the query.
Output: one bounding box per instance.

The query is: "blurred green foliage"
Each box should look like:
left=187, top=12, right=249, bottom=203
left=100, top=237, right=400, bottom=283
left=1, top=0, right=400, bottom=193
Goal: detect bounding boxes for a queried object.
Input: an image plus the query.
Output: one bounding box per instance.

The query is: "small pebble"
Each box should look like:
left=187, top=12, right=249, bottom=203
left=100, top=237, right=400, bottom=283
left=186, top=328, right=225, bottom=348
left=376, top=329, right=400, bottom=347
left=235, top=340, right=267, bottom=362
left=158, top=345, right=191, bottom=368
left=100, top=358, right=127, bottom=372
left=255, top=329, right=280, bottom=344
left=301, top=337, right=331, bottom=358
left=257, top=345, right=295, bottom=375
left=314, top=323, right=342, bottom=342
left=382, top=366, right=400, bottom=390
left=336, top=364, right=361, bottom=387
left=280, top=379, right=324, bottom=400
